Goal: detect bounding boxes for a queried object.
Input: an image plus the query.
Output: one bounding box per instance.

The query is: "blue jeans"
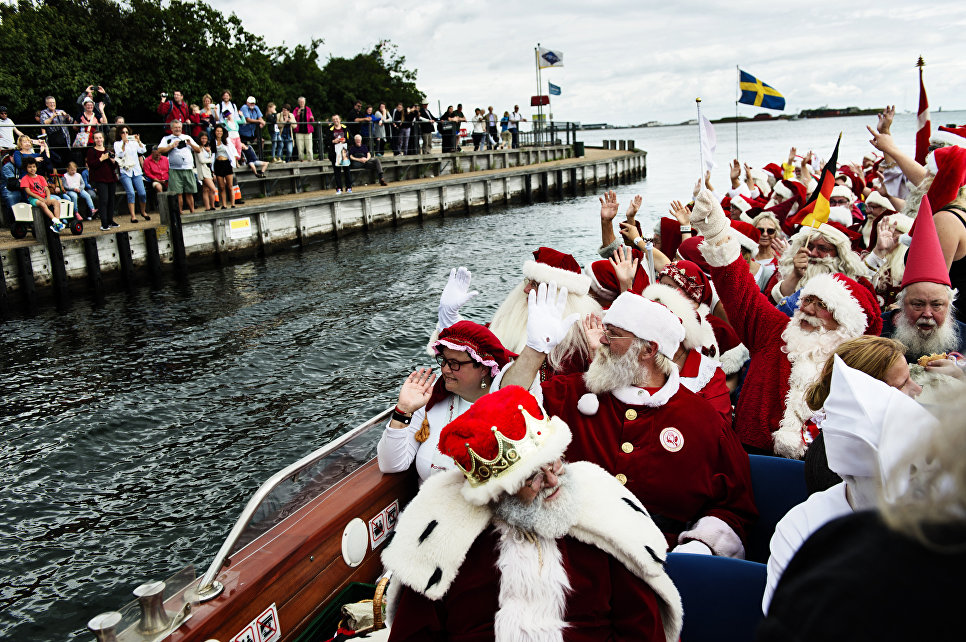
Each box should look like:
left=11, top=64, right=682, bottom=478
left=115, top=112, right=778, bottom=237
left=280, top=134, right=293, bottom=161
left=64, top=189, right=96, bottom=216
left=119, top=173, right=147, bottom=204
left=271, top=132, right=282, bottom=158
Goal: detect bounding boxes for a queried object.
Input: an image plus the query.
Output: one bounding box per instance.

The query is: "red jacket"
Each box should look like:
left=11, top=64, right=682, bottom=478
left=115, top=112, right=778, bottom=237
left=157, top=99, right=190, bottom=131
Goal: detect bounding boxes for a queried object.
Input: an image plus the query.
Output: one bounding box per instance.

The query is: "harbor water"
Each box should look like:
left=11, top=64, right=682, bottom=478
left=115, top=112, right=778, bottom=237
left=2, top=110, right=962, bottom=640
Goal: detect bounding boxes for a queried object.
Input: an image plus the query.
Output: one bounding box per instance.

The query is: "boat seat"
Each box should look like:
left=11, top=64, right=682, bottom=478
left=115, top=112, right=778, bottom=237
left=746, top=454, right=808, bottom=563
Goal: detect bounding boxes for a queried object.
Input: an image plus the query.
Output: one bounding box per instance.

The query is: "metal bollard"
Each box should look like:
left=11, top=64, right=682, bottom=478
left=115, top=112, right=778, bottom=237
left=88, top=611, right=122, bottom=642
left=134, top=580, right=172, bottom=635
left=619, top=140, right=626, bottom=150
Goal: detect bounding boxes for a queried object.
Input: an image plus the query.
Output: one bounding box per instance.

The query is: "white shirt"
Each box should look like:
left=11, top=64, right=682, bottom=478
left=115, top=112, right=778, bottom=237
left=114, top=139, right=146, bottom=177
left=509, top=111, right=523, bottom=129
left=0, top=117, right=16, bottom=148
left=376, top=394, right=471, bottom=482
left=161, top=134, right=196, bottom=170
left=763, top=482, right=852, bottom=614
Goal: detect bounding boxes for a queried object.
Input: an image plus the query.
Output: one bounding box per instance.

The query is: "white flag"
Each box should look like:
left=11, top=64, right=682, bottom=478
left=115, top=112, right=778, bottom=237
left=537, top=47, right=564, bottom=69
left=699, top=113, right=717, bottom=173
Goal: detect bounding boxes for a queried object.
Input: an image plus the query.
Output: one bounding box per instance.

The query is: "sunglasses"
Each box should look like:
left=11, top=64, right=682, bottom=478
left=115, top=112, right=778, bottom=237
left=756, top=227, right=777, bottom=236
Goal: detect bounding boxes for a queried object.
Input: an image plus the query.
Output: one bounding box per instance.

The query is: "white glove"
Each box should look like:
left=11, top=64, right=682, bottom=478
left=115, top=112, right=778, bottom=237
left=437, top=267, right=478, bottom=331
left=689, top=188, right=729, bottom=242
left=674, top=540, right=713, bottom=555
left=525, top=282, right=580, bottom=354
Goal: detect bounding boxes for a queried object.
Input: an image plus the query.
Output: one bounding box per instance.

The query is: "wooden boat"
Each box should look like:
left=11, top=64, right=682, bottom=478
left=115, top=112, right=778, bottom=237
left=88, top=407, right=417, bottom=642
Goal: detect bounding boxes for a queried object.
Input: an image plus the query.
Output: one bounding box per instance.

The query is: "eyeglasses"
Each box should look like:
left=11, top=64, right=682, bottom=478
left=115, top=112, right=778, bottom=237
left=435, top=354, right=476, bottom=371
left=829, top=198, right=852, bottom=207
left=524, top=459, right=565, bottom=491
left=800, top=294, right=829, bottom=311
left=756, top=227, right=777, bottom=236
left=806, top=242, right=836, bottom=255
left=603, top=332, right=634, bottom=342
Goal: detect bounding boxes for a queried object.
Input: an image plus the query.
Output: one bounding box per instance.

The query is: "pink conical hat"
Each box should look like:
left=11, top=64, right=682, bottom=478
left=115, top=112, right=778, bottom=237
left=901, top=196, right=951, bottom=289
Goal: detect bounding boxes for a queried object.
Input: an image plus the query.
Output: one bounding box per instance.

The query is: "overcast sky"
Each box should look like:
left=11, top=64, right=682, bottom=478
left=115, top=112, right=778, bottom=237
left=209, top=0, right=966, bottom=125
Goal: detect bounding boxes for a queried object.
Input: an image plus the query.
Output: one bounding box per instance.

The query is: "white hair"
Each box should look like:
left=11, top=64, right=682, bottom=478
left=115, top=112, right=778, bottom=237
left=777, top=228, right=869, bottom=286
left=494, top=471, right=576, bottom=539
left=892, top=286, right=960, bottom=356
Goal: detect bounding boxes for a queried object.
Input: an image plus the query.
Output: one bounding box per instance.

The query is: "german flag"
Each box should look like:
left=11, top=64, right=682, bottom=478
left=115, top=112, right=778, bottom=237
left=788, top=133, right=842, bottom=229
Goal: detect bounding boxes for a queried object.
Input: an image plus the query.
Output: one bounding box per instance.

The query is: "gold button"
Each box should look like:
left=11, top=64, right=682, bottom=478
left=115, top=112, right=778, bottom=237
left=625, top=408, right=638, bottom=421
left=616, top=473, right=627, bottom=485
left=621, top=442, right=634, bottom=454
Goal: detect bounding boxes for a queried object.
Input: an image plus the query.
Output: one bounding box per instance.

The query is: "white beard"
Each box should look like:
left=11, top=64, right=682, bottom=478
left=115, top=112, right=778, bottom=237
left=778, top=254, right=839, bottom=287
left=893, top=312, right=960, bottom=357
left=775, top=314, right=856, bottom=458
left=583, top=342, right=646, bottom=394
left=489, top=282, right=601, bottom=372
left=494, top=474, right=577, bottom=540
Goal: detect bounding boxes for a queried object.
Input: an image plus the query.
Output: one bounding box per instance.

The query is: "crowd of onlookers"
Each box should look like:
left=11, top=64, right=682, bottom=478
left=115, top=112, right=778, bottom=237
left=0, top=85, right=532, bottom=232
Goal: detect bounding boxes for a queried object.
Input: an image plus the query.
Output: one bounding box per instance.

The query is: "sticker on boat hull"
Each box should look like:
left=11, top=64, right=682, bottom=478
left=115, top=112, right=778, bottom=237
left=231, top=603, right=281, bottom=642
left=369, top=499, right=400, bottom=550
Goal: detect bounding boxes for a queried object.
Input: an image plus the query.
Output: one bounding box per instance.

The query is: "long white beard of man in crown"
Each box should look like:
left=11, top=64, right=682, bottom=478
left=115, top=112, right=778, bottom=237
left=489, top=281, right=601, bottom=372
left=774, top=308, right=856, bottom=458
left=777, top=234, right=868, bottom=290
left=893, top=303, right=961, bottom=357
left=494, top=472, right=577, bottom=539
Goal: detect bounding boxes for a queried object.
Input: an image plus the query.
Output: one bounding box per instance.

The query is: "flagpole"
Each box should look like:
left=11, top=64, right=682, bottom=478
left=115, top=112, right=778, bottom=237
left=696, top=97, right=706, bottom=183
left=735, top=66, right=740, bottom=161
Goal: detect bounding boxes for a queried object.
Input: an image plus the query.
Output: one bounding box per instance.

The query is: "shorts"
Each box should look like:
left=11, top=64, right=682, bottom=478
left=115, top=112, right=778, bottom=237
left=197, top=163, right=213, bottom=180
left=213, top=159, right=233, bottom=177
left=168, top=168, right=198, bottom=194
left=27, top=196, right=42, bottom=206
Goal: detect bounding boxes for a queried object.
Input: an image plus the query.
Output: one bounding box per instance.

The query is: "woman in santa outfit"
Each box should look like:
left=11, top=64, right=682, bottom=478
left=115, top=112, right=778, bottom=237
left=377, top=321, right=515, bottom=481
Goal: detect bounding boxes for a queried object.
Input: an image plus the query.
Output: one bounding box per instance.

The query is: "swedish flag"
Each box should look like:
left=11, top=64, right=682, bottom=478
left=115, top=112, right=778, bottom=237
left=738, top=70, right=785, bottom=110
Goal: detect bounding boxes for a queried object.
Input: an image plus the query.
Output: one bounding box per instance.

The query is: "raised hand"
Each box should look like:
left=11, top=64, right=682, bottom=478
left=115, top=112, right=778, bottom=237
left=771, top=236, right=789, bottom=257
left=704, top=170, right=713, bottom=192
left=877, top=105, right=895, bottom=135
left=668, top=199, right=691, bottom=225
left=608, top=244, right=640, bottom=292
left=438, top=266, right=478, bottom=330
left=792, top=247, right=809, bottom=278
left=874, top=219, right=900, bottom=255
left=626, top=194, right=643, bottom=220
left=618, top=220, right=640, bottom=246
left=729, top=159, right=741, bottom=187
left=582, top=312, right=605, bottom=354
left=396, top=367, right=437, bottom=414
left=525, top=282, right=579, bottom=354
left=599, top=190, right=619, bottom=222
left=867, top=125, right=897, bottom=155
left=787, top=146, right=797, bottom=162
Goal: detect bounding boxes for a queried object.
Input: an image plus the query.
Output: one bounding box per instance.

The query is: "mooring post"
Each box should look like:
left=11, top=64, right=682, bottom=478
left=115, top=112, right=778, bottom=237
left=43, top=225, right=69, bottom=302
left=160, top=195, right=187, bottom=278
left=82, top=237, right=103, bottom=295
left=14, top=247, right=36, bottom=305
left=115, top=232, right=135, bottom=286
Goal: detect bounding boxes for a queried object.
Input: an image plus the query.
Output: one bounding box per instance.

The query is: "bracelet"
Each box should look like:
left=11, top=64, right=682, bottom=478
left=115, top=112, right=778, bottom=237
left=632, top=236, right=644, bottom=246
left=679, top=225, right=692, bottom=233
left=391, top=406, right=413, bottom=425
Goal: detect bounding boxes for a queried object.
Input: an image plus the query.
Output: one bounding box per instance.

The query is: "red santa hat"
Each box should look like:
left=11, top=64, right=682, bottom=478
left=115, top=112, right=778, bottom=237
left=930, top=125, right=966, bottom=149
left=523, top=247, right=591, bottom=297
left=659, top=217, right=684, bottom=259
left=602, top=292, right=685, bottom=359
left=830, top=184, right=855, bottom=204
left=432, top=320, right=517, bottom=378
left=642, top=283, right=716, bottom=353
left=864, top=191, right=896, bottom=213
left=925, top=145, right=966, bottom=211
left=585, top=257, right=648, bottom=303
left=901, top=197, right=951, bottom=289
left=729, top=220, right=761, bottom=252
left=772, top=179, right=807, bottom=206
left=437, top=385, right=572, bottom=505
left=799, top=272, right=882, bottom=337
left=763, top=163, right=784, bottom=181
left=835, top=170, right=865, bottom=199
left=676, top=236, right=713, bottom=274
left=658, top=260, right=713, bottom=308
left=720, top=195, right=733, bottom=211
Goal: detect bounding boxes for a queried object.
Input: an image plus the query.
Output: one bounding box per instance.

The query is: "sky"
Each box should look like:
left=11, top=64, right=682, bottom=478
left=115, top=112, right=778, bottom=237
left=208, top=0, right=966, bottom=126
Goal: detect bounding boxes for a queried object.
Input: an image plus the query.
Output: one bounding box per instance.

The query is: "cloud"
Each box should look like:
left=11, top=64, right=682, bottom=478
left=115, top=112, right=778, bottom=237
left=207, top=0, right=966, bottom=124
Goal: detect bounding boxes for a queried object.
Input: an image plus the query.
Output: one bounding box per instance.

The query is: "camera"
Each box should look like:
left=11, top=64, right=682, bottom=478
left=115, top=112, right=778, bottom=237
left=37, top=133, right=47, bottom=140
left=161, top=92, right=168, bottom=99
left=108, top=151, right=116, bottom=159
left=177, top=140, right=187, bottom=149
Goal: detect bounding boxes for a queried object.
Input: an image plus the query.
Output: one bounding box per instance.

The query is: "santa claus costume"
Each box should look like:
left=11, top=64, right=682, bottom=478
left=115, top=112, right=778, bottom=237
left=382, top=386, right=683, bottom=642
left=689, top=188, right=883, bottom=459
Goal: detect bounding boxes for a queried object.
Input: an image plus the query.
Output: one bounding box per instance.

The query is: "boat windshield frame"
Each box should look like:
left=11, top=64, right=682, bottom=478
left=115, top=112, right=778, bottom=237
left=196, top=406, right=392, bottom=597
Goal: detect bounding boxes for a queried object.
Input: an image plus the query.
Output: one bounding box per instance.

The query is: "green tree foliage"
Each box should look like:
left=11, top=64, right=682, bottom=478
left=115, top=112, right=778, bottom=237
left=0, top=0, right=424, bottom=127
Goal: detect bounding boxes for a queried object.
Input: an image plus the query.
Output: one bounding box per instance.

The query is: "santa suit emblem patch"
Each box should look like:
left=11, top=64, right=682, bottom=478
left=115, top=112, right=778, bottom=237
left=659, top=427, right=684, bottom=452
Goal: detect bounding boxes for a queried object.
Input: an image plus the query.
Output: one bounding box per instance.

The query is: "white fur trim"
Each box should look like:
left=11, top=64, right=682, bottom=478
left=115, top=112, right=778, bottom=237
left=773, top=181, right=793, bottom=201
left=584, top=262, right=618, bottom=300
left=611, top=367, right=681, bottom=407
left=699, top=236, right=741, bottom=268
left=425, top=325, right=441, bottom=356
left=524, top=260, right=591, bottom=297
left=733, top=196, right=752, bottom=213
left=830, top=184, right=855, bottom=203
left=643, top=283, right=713, bottom=351
left=865, top=191, right=896, bottom=212
left=603, top=292, right=685, bottom=359
left=732, top=229, right=759, bottom=253
left=827, top=206, right=853, bottom=227
left=678, top=352, right=720, bottom=394
left=739, top=212, right=756, bottom=225
left=459, top=415, right=572, bottom=506
left=772, top=423, right=807, bottom=460
left=930, top=130, right=966, bottom=149
left=718, top=343, right=749, bottom=375
left=926, top=152, right=939, bottom=177
left=678, top=515, right=745, bottom=558
left=494, top=523, right=569, bottom=642
left=577, top=393, right=599, bottom=415
left=799, top=273, right=868, bottom=336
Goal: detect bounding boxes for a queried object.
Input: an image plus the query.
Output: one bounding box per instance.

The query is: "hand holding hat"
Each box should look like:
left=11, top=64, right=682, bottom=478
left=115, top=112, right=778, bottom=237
left=437, top=266, right=478, bottom=331
left=525, top=282, right=579, bottom=354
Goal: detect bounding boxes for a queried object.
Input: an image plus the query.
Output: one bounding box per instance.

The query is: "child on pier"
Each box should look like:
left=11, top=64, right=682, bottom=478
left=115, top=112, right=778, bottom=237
left=20, top=157, right=64, bottom=232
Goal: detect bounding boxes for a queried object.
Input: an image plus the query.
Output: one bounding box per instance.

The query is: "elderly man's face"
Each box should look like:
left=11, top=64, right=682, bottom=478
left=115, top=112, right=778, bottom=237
left=599, top=323, right=638, bottom=358
left=46, top=97, right=56, bottom=110
left=170, top=121, right=183, bottom=135
left=798, top=294, right=839, bottom=332
left=830, top=196, right=852, bottom=208
left=902, top=282, right=951, bottom=334
left=515, top=458, right=565, bottom=504
left=353, top=134, right=362, bottom=145
left=806, top=236, right=838, bottom=259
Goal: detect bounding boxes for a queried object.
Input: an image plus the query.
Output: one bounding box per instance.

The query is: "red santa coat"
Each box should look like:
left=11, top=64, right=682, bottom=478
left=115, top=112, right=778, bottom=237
left=538, top=372, right=757, bottom=554
left=389, top=527, right=665, bottom=642
left=707, top=252, right=792, bottom=452
left=679, top=348, right=732, bottom=424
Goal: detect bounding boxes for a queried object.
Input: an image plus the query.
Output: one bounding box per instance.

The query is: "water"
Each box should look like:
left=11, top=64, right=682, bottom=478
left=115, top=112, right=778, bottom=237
left=3, top=110, right=964, bottom=640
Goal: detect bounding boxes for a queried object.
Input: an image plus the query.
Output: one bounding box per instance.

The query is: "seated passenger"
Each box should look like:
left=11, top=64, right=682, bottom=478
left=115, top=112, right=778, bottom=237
left=20, top=157, right=64, bottom=232
left=62, top=161, right=97, bottom=220
left=377, top=320, right=514, bottom=481
left=1, top=152, right=21, bottom=223
left=382, top=386, right=683, bottom=642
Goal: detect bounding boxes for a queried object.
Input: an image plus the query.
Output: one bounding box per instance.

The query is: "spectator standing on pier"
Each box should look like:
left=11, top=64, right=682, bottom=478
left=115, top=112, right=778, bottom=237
left=347, top=100, right=366, bottom=139
left=194, top=131, right=218, bottom=211
left=199, top=93, right=218, bottom=140
left=418, top=102, right=435, bottom=154
left=485, top=106, right=498, bottom=150
left=37, top=97, right=72, bottom=153
left=86, top=131, right=119, bottom=230
left=348, top=134, right=388, bottom=186
left=471, top=108, right=485, bottom=151
left=509, top=105, right=525, bottom=148
left=20, top=157, right=65, bottom=232
left=75, top=97, right=106, bottom=150
left=113, top=125, right=149, bottom=222
left=218, top=90, right=239, bottom=123
left=293, top=97, right=314, bottom=161
left=239, top=96, right=265, bottom=156
left=277, top=104, right=295, bottom=162
left=325, top=115, right=352, bottom=194
left=158, top=90, right=190, bottom=133
left=374, top=103, right=389, bottom=155
left=0, top=107, right=26, bottom=152
left=264, top=102, right=280, bottom=162
left=211, top=124, right=236, bottom=209
left=158, top=120, right=201, bottom=215
left=143, top=145, right=169, bottom=194
left=76, top=85, right=110, bottom=121
left=500, top=111, right=511, bottom=150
